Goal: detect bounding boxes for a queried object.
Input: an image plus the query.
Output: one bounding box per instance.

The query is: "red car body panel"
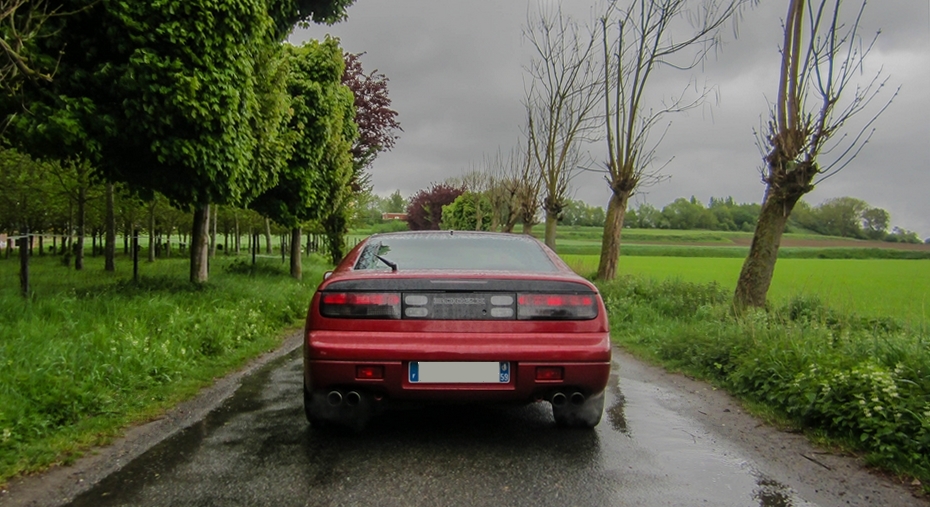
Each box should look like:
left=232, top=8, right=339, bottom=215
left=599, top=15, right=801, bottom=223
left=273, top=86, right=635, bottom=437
left=302, top=232, right=611, bottom=413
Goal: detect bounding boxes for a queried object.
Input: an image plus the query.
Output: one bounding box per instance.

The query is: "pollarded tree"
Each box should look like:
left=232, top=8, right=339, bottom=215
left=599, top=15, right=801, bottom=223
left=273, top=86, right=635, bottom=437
left=523, top=4, right=601, bottom=249
left=734, top=0, right=897, bottom=308
left=595, top=0, right=749, bottom=281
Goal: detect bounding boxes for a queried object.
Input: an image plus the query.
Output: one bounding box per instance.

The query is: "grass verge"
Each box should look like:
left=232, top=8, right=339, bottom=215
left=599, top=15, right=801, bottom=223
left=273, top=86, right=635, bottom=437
left=598, top=275, right=930, bottom=490
left=0, top=254, right=328, bottom=485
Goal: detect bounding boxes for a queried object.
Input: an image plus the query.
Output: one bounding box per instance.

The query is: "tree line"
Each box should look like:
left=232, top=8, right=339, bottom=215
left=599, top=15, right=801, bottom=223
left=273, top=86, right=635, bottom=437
left=385, top=178, right=925, bottom=244
left=1, top=0, right=401, bottom=287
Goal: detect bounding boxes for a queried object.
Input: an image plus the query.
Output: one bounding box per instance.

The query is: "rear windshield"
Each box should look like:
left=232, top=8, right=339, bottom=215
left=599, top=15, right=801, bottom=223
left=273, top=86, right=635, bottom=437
left=354, top=233, right=559, bottom=272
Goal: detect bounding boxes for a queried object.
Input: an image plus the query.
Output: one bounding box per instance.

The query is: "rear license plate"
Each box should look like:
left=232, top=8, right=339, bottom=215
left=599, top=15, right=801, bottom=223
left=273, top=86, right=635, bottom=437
left=408, top=361, right=511, bottom=383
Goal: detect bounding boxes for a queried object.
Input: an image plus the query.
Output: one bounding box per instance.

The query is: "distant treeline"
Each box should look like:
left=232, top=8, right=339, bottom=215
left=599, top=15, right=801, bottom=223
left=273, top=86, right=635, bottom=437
left=568, top=196, right=924, bottom=244
left=357, top=190, right=926, bottom=244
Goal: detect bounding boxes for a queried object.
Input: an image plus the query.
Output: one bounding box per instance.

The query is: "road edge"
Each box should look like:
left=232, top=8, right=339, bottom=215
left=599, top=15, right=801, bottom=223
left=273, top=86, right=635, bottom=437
left=0, top=331, right=304, bottom=507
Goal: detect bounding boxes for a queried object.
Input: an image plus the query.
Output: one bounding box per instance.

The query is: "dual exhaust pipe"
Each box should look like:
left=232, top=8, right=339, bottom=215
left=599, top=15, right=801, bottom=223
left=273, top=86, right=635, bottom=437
left=327, top=389, right=362, bottom=407
left=550, top=391, right=586, bottom=407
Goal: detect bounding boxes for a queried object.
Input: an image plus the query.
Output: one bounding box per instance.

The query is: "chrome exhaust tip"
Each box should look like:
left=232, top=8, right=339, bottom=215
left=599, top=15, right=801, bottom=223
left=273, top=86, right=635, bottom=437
left=570, top=392, right=585, bottom=406
left=345, top=391, right=361, bottom=407
left=327, top=390, right=343, bottom=406
left=551, top=392, right=567, bottom=407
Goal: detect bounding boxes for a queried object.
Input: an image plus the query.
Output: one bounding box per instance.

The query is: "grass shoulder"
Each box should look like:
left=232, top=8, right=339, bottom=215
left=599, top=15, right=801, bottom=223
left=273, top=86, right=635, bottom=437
left=0, top=254, right=329, bottom=485
left=597, top=275, right=930, bottom=492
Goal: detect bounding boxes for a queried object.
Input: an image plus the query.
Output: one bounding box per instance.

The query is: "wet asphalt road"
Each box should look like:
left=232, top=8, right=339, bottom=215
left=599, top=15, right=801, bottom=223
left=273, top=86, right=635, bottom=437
left=61, top=348, right=920, bottom=507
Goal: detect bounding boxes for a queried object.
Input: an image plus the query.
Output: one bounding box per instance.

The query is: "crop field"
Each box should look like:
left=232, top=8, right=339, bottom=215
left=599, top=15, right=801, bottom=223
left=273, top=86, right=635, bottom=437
left=565, top=255, right=930, bottom=323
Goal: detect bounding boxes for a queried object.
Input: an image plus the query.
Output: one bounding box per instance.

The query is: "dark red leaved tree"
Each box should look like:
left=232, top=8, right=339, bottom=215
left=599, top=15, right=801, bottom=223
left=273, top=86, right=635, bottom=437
left=406, top=183, right=464, bottom=231
left=342, top=52, right=401, bottom=172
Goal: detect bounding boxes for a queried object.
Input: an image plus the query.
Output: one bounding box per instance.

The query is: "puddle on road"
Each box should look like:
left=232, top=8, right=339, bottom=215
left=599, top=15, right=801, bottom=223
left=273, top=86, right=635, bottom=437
left=754, top=475, right=799, bottom=507
left=606, top=371, right=629, bottom=434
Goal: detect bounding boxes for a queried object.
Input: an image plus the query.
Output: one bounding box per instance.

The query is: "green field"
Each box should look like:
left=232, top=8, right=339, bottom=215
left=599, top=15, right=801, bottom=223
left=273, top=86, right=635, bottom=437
left=564, top=255, right=930, bottom=324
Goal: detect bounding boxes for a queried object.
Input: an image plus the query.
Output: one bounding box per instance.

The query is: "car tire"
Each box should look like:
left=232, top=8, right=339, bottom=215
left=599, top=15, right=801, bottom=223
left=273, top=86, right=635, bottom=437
left=553, top=389, right=605, bottom=428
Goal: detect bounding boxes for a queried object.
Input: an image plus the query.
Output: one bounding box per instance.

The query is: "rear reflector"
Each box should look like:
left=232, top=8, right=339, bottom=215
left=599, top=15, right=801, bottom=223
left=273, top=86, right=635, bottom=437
left=536, top=366, right=564, bottom=381
left=517, top=293, right=598, bottom=320
left=320, top=292, right=401, bottom=319
left=356, top=365, right=384, bottom=380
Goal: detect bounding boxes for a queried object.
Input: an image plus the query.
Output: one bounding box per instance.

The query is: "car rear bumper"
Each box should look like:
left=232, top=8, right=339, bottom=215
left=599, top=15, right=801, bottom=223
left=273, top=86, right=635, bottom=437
left=303, top=330, right=611, bottom=403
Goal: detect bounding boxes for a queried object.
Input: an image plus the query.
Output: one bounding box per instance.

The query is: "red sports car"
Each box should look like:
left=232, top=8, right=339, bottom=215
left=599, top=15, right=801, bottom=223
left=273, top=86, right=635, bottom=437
left=303, top=230, right=611, bottom=430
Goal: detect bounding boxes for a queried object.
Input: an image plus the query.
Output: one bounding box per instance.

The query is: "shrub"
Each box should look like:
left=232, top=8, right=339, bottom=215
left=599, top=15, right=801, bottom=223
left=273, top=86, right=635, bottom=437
left=598, top=276, right=930, bottom=485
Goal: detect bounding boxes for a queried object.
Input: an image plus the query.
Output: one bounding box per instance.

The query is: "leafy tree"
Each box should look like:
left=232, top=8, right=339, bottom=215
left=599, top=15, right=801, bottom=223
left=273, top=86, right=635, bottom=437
left=813, top=197, right=869, bottom=238
left=661, top=197, right=718, bottom=230
left=8, top=0, right=354, bottom=283
left=385, top=190, right=406, bottom=213
left=0, top=0, right=78, bottom=131
left=885, top=227, right=921, bottom=245
left=561, top=199, right=606, bottom=227
left=626, top=202, right=662, bottom=229
left=342, top=52, right=401, bottom=172
left=735, top=0, right=897, bottom=308
left=440, top=192, right=492, bottom=231
left=861, top=207, right=889, bottom=240
left=250, top=38, right=356, bottom=275
left=406, top=183, right=464, bottom=231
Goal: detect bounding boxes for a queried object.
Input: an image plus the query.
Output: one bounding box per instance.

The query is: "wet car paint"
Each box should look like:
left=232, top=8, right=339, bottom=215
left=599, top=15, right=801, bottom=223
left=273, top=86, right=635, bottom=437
left=61, top=348, right=920, bottom=507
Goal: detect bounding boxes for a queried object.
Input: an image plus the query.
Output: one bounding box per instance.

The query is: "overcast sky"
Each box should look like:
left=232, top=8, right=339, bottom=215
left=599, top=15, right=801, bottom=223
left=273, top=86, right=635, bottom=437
left=293, top=1, right=930, bottom=238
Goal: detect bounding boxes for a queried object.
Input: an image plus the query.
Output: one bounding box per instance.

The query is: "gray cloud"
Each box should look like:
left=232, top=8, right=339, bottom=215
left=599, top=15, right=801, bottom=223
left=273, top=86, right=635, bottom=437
left=293, top=1, right=929, bottom=238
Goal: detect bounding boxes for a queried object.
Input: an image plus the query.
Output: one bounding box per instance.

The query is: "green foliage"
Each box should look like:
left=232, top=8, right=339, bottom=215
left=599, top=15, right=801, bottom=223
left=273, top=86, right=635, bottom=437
left=600, top=276, right=930, bottom=484
left=560, top=199, right=606, bottom=227
left=250, top=38, right=356, bottom=229
left=440, top=191, right=492, bottom=231
left=370, top=220, right=409, bottom=234
left=0, top=254, right=327, bottom=483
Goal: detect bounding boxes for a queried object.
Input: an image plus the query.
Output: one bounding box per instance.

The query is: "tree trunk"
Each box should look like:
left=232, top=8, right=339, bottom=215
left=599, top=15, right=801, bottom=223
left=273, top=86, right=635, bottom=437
left=596, top=190, right=630, bottom=281
left=234, top=212, right=240, bottom=254
left=148, top=202, right=156, bottom=263
left=38, top=234, right=44, bottom=256
left=19, top=230, right=29, bottom=298
left=264, top=218, right=272, bottom=254
left=323, top=213, right=346, bottom=265
left=521, top=221, right=534, bottom=235
left=190, top=204, right=210, bottom=284
left=105, top=182, right=116, bottom=271
left=210, top=204, right=218, bottom=258
left=290, top=227, right=302, bottom=279
left=734, top=193, right=802, bottom=308
left=543, top=210, right=558, bottom=248
left=75, top=186, right=86, bottom=270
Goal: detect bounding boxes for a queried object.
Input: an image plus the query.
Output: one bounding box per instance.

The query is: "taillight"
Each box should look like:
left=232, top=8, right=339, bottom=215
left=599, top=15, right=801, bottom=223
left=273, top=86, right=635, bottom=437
left=320, top=292, right=401, bottom=319
left=517, top=293, right=598, bottom=320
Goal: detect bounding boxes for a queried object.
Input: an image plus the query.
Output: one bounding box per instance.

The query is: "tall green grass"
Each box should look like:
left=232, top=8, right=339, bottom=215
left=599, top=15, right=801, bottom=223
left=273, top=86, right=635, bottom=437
left=599, top=276, right=930, bottom=488
left=0, top=254, right=327, bottom=484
